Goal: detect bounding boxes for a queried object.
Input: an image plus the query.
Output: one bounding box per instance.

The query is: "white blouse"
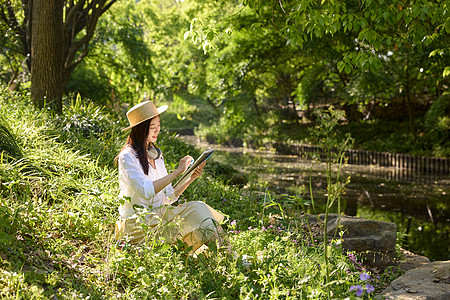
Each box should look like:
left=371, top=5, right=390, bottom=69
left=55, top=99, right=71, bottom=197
left=117, top=146, right=178, bottom=219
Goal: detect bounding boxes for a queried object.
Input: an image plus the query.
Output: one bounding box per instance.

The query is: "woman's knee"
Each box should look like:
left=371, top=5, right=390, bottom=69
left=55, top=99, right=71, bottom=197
left=188, top=200, right=207, bottom=209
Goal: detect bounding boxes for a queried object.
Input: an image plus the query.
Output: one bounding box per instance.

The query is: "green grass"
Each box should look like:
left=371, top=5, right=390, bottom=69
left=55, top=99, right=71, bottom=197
left=0, top=86, right=403, bottom=299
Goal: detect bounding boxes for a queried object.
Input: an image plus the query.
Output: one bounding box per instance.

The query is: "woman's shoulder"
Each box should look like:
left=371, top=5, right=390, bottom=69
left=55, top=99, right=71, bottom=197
left=119, top=146, right=137, bottom=162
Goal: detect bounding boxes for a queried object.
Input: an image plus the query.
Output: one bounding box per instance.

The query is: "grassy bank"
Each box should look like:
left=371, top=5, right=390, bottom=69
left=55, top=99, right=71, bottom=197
left=0, top=87, right=402, bottom=299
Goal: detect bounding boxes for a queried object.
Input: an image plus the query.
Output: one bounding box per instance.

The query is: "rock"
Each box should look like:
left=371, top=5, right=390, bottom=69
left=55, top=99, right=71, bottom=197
left=304, top=214, right=398, bottom=268
left=376, top=260, right=450, bottom=300
left=325, top=215, right=397, bottom=255
left=399, top=248, right=430, bottom=272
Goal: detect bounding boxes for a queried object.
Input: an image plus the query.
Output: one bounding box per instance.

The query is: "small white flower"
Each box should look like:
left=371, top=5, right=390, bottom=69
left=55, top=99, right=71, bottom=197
left=241, top=254, right=252, bottom=267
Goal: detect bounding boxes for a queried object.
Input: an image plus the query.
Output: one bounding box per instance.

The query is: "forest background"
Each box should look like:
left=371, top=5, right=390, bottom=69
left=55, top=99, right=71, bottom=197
left=1, top=0, right=449, bottom=157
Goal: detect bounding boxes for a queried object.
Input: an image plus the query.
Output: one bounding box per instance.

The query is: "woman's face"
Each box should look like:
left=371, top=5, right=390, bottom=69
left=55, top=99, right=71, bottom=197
left=147, top=116, right=161, bottom=144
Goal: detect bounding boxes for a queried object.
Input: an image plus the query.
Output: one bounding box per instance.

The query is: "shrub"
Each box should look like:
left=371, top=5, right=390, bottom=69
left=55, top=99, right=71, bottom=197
left=0, top=117, right=22, bottom=161
left=424, top=93, right=450, bottom=157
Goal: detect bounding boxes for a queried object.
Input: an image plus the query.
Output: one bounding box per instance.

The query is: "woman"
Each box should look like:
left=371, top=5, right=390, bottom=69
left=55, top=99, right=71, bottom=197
left=114, top=101, right=224, bottom=253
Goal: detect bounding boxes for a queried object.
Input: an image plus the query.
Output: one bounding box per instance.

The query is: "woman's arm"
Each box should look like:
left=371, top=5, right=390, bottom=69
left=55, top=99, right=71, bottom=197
left=173, top=161, right=206, bottom=198
left=153, top=155, right=193, bottom=194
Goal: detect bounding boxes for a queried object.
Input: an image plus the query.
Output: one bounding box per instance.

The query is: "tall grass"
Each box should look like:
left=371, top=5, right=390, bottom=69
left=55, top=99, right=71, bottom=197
left=0, top=86, right=401, bottom=299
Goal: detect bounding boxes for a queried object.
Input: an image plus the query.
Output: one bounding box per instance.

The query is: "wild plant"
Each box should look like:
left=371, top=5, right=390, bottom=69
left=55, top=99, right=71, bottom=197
left=307, top=106, right=354, bottom=299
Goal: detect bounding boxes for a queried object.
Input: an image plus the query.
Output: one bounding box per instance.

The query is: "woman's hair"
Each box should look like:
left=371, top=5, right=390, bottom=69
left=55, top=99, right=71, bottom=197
left=116, top=118, right=152, bottom=175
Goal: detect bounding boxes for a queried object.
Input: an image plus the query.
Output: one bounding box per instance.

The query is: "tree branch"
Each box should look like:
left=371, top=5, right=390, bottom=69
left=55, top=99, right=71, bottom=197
left=63, top=0, right=118, bottom=82
left=2, top=1, right=31, bottom=71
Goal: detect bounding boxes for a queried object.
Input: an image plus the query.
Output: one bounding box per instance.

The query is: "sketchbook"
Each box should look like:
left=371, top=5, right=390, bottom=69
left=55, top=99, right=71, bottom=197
left=172, top=149, right=214, bottom=189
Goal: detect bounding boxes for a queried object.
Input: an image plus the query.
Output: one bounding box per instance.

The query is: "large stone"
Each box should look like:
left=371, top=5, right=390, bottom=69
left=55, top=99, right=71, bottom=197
left=399, top=248, right=430, bottom=272
left=325, top=215, right=397, bottom=255
left=304, top=214, right=397, bottom=268
left=376, top=260, right=450, bottom=300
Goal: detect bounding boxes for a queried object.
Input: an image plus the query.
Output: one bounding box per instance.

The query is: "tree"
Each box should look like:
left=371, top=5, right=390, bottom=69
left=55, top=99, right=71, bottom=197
left=66, top=0, right=157, bottom=109
left=240, top=0, right=450, bottom=135
left=0, top=0, right=117, bottom=112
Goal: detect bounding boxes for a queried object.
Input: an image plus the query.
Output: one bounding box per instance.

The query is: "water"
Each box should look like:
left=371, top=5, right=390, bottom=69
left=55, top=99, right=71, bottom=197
left=181, top=136, right=450, bottom=261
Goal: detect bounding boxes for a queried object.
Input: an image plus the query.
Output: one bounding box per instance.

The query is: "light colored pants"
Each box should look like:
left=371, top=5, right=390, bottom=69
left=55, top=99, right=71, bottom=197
left=115, top=201, right=224, bottom=251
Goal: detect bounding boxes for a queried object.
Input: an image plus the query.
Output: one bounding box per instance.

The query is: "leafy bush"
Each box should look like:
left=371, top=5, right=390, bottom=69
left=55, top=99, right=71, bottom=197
left=51, top=94, right=126, bottom=167
left=424, top=93, right=450, bottom=157
left=0, top=117, right=22, bottom=161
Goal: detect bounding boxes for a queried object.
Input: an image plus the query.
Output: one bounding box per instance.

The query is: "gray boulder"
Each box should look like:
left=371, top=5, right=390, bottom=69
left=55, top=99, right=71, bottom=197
left=376, top=260, right=450, bottom=300
left=305, top=214, right=397, bottom=268
left=326, top=215, right=397, bottom=255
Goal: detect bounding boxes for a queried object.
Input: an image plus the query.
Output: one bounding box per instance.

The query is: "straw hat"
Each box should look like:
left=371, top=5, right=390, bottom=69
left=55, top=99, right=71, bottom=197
left=122, top=101, right=168, bottom=131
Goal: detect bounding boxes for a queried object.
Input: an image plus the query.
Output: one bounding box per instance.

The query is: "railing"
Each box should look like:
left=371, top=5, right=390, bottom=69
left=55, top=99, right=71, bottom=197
left=272, top=143, right=450, bottom=176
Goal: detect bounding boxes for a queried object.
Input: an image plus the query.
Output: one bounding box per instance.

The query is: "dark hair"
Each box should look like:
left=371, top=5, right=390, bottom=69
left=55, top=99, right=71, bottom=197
left=116, top=118, right=152, bottom=175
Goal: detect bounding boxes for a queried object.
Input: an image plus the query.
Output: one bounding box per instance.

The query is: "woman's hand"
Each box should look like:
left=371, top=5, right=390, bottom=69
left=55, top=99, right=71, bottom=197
left=173, top=161, right=206, bottom=198
left=176, top=155, right=194, bottom=175
left=190, top=161, right=206, bottom=180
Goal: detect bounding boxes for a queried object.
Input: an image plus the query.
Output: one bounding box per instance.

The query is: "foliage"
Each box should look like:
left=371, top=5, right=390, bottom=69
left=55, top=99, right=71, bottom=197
left=307, top=106, right=354, bottom=299
left=51, top=93, right=125, bottom=167
left=19, top=0, right=443, bottom=154
left=0, top=0, right=119, bottom=111
left=424, top=94, right=450, bottom=130
left=239, top=0, right=450, bottom=75
left=0, top=118, right=22, bottom=161
left=424, top=93, right=450, bottom=156
left=70, top=0, right=156, bottom=108
left=184, top=0, right=449, bottom=144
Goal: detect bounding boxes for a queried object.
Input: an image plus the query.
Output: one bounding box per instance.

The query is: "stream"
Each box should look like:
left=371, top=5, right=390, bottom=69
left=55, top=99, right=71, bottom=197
left=181, top=135, right=450, bottom=261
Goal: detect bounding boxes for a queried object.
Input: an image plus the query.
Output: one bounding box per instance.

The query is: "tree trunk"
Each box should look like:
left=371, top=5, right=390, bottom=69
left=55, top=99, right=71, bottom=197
left=31, top=0, right=64, bottom=113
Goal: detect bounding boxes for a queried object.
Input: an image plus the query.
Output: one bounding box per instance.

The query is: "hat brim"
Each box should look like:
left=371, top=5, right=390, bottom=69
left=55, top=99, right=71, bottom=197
left=121, top=105, right=168, bottom=131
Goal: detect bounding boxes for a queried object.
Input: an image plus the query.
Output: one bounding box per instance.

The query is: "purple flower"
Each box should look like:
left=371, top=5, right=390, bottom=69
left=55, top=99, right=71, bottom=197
left=349, top=285, right=364, bottom=297
left=231, top=220, right=236, bottom=226
left=355, top=286, right=364, bottom=297
left=365, top=284, right=375, bottom=294
left=360, top=272, right=370, bottom=281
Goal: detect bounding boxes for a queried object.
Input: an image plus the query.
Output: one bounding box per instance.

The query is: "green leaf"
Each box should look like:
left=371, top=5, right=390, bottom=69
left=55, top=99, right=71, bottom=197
left=133, top=204, right=144, bottom=210
left=314, top=29, right=321, bottom=38
left=142, top=274, right=152, bottom=286
left=445, top=17, right=450, bottom=34
left=404, top=15, right=411, bottom=25
left=344, top=65, right=352, bottom=74
left=319, top=16, right=325, bottom=26
left=360, top=19, right=367, bottom=29
left=429, top=49, right=442, bottom=57
left=206, top=30, right=215, bottom=41
left=443, top=67, right=450, bottom=77
left=337, top=61, right=345, bottom=73
left=0, top=232, right=12, bottom=244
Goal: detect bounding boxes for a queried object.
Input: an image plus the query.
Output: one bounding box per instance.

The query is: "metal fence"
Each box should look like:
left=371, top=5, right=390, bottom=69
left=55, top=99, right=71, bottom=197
left=272, top=143, right=450, bottom=176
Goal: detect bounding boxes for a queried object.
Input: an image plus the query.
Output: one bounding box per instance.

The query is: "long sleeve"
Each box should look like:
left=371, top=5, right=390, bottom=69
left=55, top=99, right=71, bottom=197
left=118, top=147, right=178, bottom=219
left=119, top=151, right=155, bottom=200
